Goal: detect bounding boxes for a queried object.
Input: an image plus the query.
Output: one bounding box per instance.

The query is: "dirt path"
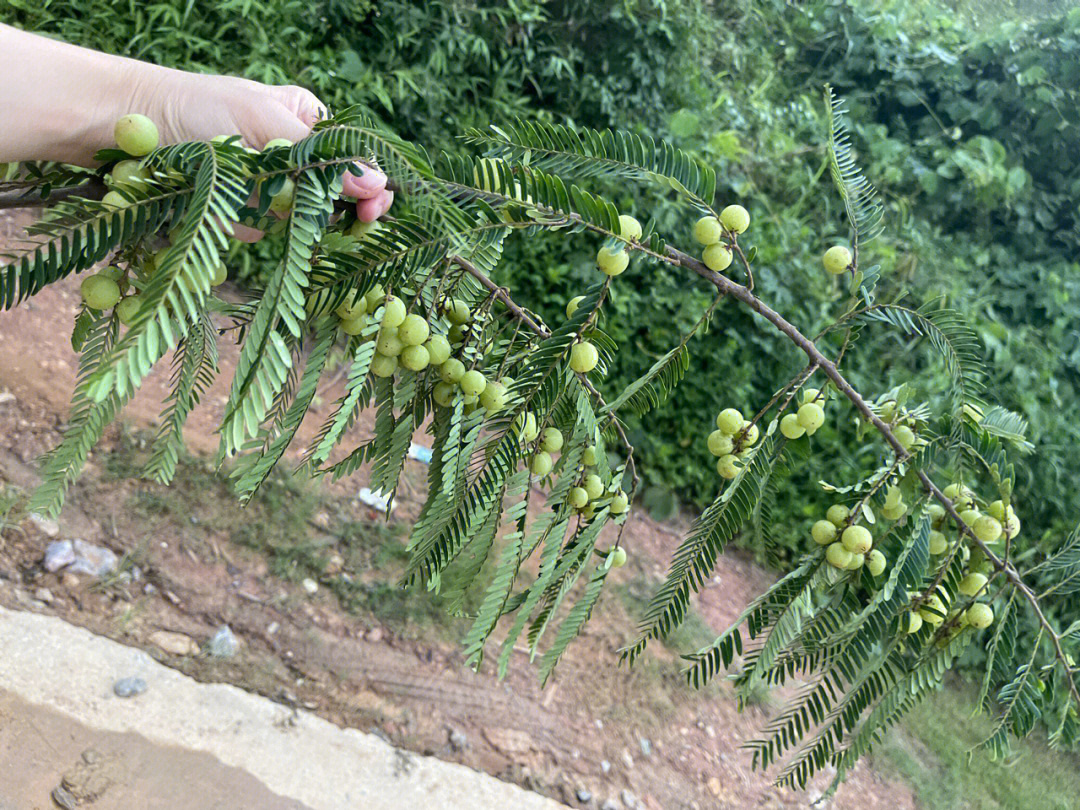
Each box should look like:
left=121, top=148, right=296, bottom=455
left=0, top=208, right=917, bottom=809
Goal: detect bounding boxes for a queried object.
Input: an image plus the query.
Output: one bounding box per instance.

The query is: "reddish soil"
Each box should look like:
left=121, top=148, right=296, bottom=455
left=0, top=208, right=917, bottom=809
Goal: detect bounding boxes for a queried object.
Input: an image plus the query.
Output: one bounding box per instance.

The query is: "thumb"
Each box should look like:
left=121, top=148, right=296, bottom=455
left=249, top=103, right=313, bottom=149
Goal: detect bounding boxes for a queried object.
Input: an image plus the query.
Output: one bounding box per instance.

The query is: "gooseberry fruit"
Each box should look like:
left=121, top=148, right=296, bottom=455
left=719, top=204, right=750, bottom=234
left=959, top=509, right=980, bottom=527
left=443, top=299, right=471, bottom=324
left=811, top=520, right=837, bottom=546
left=381, top=296, right=407, bottom=328
left=826, top=504, right=850, bottom=527
left=540, top=427, right=564, bottom=453
left=987, top=500, right=1007, bottom=521
left=582, top=445, right=599, bottom=466
left=716, top=408, right=744, bottom=435
left=115, top=295, right=141, bottom=325
left=597, top=245, right=629, bottom=276
left=927, top=503, right=946, bottom=524
left=609, top=547, right=628, bottom=568
left=780, top=413, right=806, bottom=439
left=928, top=530, right=948, bottom=555
left=348, top=219, right=381, bottom=240
left=370, top=353, right=398, bottom=378
left=530, top=451, right=553, bottom=477
left=398, top=313, right=430, bottom=346
left=707, top=430, right=734, bottom=457
left=566, top=296, right=585, bottom=318
left=703, top=244, right=733, bottom=272
left=570, top=341, right=599, bottom=373
left=515, top=412, right=540, bottom=443
left=610, top=492, right=629, bottom=515
left=893, top=424, right=916, bottom=451
left=478, top=380, right=507, bottom=413
left=400, top=345, right=430, bottom=371
left=841, top=525, right=872, bottom=555
left=209, top=262, right=227, bottom=287
left=101, top=190, right=129, bottom=210
left=264, top=138, right=293, bottom=150
left=80, top=274, right=121, bottom=310
left=424, top=335, right=452, bottom=366
left=340, top=314, right=368, bottom=336
left=618, top=214, right=642, bottom=240
left=867, top=549, right=887, bottom=577
left=584, top=474, right=604, bottom=501
left=693, top=216, right=722, bottom=246
left=716, top=454, right=740, bottom=480
left=459, top=370, right=487, bottom=397
left=959, top=572, right=988, bottom=597
left=365, top=283, right=387, bottom=309
left=846, top=552, right=865, bottom=571
left=796, top=402, right=825, bottom=433
left=336, top=294, right=368, bottom=321
left=905, top=612, right=924, bottom=634
left=740, top=422, right=759, bottom=447
left=376, top=330, right=404, bottom=357
left=110, top=159, right=149, bottom=189
left=569, top=487, right=590, bottom=509
left=973, top=515, right=1003, bottom=544
left=268, top=178, right=295, bottom=214
left=433, top=382, right=457, bottom=407
left=965, top=603, right=994, bottom=629
left=114, top=114, right=159, bottom=156
left=440, top=358, right=466, bottom=384
left=826, top=542, right=853, bottom=569
left=822, top=245, right=852, bottom=275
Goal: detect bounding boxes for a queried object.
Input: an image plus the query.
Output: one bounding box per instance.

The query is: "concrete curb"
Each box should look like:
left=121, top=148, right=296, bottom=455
left=0, top=607, right=568, bottom=810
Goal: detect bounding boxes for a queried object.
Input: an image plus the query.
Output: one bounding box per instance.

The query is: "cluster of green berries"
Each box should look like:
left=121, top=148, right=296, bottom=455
left=708, top=407, right=760, bottom=480
left=812, top=504, right=887, bottom=576
left=779, top=387, right=829, bottom=440
left=692, top=204, right=748, bottom=273
left=517, top=426, right=629, bottom=518
left=875, top=398, right=922, bottom=452
left=595, top=214, right=642, bottom=278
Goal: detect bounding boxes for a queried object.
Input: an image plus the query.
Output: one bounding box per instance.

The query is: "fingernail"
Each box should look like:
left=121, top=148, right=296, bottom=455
left=353, top=167, right=387, bottom=191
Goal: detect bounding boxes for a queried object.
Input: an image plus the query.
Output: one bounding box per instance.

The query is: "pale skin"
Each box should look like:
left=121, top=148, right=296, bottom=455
left=0, top=24, right=394, bottom=238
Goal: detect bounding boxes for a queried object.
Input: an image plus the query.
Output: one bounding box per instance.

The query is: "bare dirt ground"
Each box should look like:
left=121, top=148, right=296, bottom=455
left=0, top=208, right=917, bottom=809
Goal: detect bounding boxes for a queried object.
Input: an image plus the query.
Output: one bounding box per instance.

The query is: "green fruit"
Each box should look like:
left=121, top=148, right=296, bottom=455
left=802, top=387, right=824, bottom=406
left=959, top=572, right=988, bottom=597
left=424, top=335, right=452, bottom=366
left=716, top=454, right=741, bottom=480
left=905, top=612, right=924, bottom=634
left=569, top=487, right=590, bottom=509
left=965, top=603, right=994, bottom=629
left=885, top=485, right=902, bottom=508
left=447, top=324, right=466, bottom=344
left=365, top=283, right=386, bottom=309
left=439, top=358, right=466, bottom=384
left=827, top=504, right=850, bottom=527
left=719, top=204, right=750, bottom=234
left=115, top=295, right=141, bottom=325
left=987, top=500, right=1009, bottom=522
left=459, top=370, right=487, bottom=397
left=443, top=299, right=471, bottom=325
left=618, top=214, right=642, bottom=240
left=400, top=345, right=430, bottom=371
left=846, top=552, right=865, bottom=571
left=780, top=413, right=806, bottom=439
left=209, top=262, right=227, bottom=287
left=566, top=296, right=586, bottom=319
left=867, top=549, right=887, bottom=577
left=823, top=245, right=852, bottom=275
left=336, top=293, right=368, bottom=321
left=811, top=520, right=837, bottom=546
left=610, top=492, right=629, bottom=515
left=264, top=138, right=293, bottom=149
left=348, top=219, right=382, bottom=241
left=398, top=313, right=430, bottom=346
left=433, top=381, right=458, bottom=407
left=114, top=114, right=159, bottom=156
left=609, top=547, right=628, bottom=568
left=928, top=530, right=948, bottom=555
left=707, top=430, right=734, bottom=457
left=582, top=445, right=599, bottom=466
left=597, top=245, right=629, bottom=276
left=584, top=474, right=604, bottom=501
left=702, top=243, right=733, bottom=272
left=381, top=295, right=407, bottom=328
left=376, top=330, right=404, bottom=357
left=716, top=408, right=744, bottom=435
left=973, top=515, right=1002, bottom=544
left=693, top=216, right=722, bottom=245
left=740, top=423, right=759, bottom=447
left=268, top=177, right=295, bottom=213
left=1003, top=512, right=1021, bottom=540
left=893, top=424, right=916, bottom=451
left=959, top=509, right=980, bottom=527
left=101, top=190, right=129, bottom=210
left=826, top=542, right=854, bottom=569
left=80, top=274, right=121, bottom=310
left=515, top=412, right=540, bottom=443
left=569, top=341, right=599, bottom=374
left=478, top=380, right=507, bottom=413
left=841, top=525, right=872, bottom=554
left=340, top=314, right=369, bottom=336
left=927, top=503, right=946, bottom=525
left=530, top=451, right=553, bottom=476
left=540, top=427, right=564, bottom=453
left=881, top=502, right=906, bottom=522
left=796, top=402, right=825, bottom=433
left=110, top=159, right=150, bottom=189
left=370, top=353, right=398, bottom=378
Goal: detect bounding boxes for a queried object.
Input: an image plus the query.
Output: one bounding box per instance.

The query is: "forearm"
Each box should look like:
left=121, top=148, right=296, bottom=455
left=0, top=24, right=171, bottom=165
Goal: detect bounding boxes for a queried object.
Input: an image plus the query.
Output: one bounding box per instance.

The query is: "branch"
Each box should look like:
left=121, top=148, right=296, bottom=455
left=0, top=179, right=107, bottom=209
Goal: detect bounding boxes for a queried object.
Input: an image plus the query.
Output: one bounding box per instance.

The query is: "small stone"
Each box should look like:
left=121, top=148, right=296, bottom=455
left=148, top=630, right=198, bottom=656
left=34, top=587, right=54, bottom=604
left=638, top=737, right=652, bottom=757
left=705, top=725, right=716, bottom=738
left=68, top=540, right=118, bottom=578
left=448, top=729, right=468, bottom=751
left=61, top=573, right=80, bottom=589
left=324, top=553, right=344, bottom=576
left=601, top=801, right=618, bottom=810
left=113, top=677, right=147, bottom=698
left=302, top=578, right=318, bottom=595
left=29, top=512, right=60, bottom=537
left=366, top=627, right=384, bottom=643
left=706, top=777, right=721, bottom=797
left=620, top=789, right=638, bottom=809
left=44, top=540, right=76, bottom=572
left=51, top=785, right=77, bottom=810
left=267, top=622, right=280, bottom=635
left=600, top=760, right=611, bottom=774
left=577, top=788, right=593, bottom=803
left=208, top=625, right=240, bottom=658
left=0, top=390, right=15, bottom=405
left=595, top=719, right=603, bottom=730
left=620, top=749, right=634, bottom=769
left=81, top=749, right=101, bottom=764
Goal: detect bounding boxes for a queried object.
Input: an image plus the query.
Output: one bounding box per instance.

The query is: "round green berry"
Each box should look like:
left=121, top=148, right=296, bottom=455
left=826, top=504, right=850, bottom=527
left=348, top=219, right=382, bottom=241
left=115, top=295, right=141, bottom=325
left=796, top=402, right=825, bottom=433
left=101, top=190, right=129, bottom=210
left=114, top=114, right=159, bottom=156
left=610, top=492, right=629, bottom=515
left=443, top=299, right=471, bottom=325
left=540, top=427, right=564, bottom=453
left=268, top=178, right=295, bottom=214
left=693, top=216, right=722, bottom=245
left=893, top=424, right=916, bottom=451
left=716, top=454, right=741, bottom=480
left=515, top=412, right=540, bottom=443
left=365, top=283, right=386, bottom=309
left=973, top=515, right=1003, bottom=544
left=400, top=344, right=430, bottom=371
left=707, top=430, right=734, bottom=457
left=459, top=370, right=487, bottom=397
left=568, top=487, right=590, bottom=509
left=702, top=243, right=733, bottom=272
left=336, top=293, right=368, bottom=322
left=582, top=445, right=599, bottom=466
left=439, top=358, right=466, bottom=384
left=584, top=474, right=604, bottom=501
left=566, top=296, right=585, bottom=319
left=716, top=408, right=744, bottom=435
left=841, top=525, right=872, bottom=554
left=958, top=572, right=988, bottom=597
left=110, top=159, right=150, bottom=189
left=433, top=381, right=457, bottom=407
left=740, top=423, right=759, bottom=448
left=845, top=552, right=865, bottom=571
left=609, top=546, right=628, bottom=567
left=376, top=330, right=404, bottom=357
left=719, top=204, right=749, bottom=234
left=928, top=530, right=948, bottom=555
left=965, top=603, right=994, bottom=629
left=927, top=503, right=946, bottom=525
left=905, top=612, right=923, bottom=634
left=959, top=509, right=980, bottom=527
left=370, top=353, right=398, bottom=378
left=478, top=380, right=507, bottom=413
left=340, top=314, right=369, bottom=336
left=780, top=413, right=806, bottom=439
left=811, top=519, right=837, bottom=546
left=424, top=335, right=452, bottom=366
left=81, top=274, right=121, bottom=310
left=530, top=451, right=553, bottom=477
left=826, top=542, right=853, bottom=569
left=381, top=295, right=407, bottom=328
left=209, top=261, right=227, bottom=287
left=867, top=549, right=887, bottom=577
left=398, top=313, right=430, bottom=346
left=570, top=341, right=599, bottom=373
left=597, top=245, right=629, bottom=276
left=618, top=214, right=642, bottom=240
left=823, top=245, right=852, bottom=275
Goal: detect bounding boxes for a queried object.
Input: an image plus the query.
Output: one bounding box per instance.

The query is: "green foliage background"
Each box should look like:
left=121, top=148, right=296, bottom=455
left=5, top=0, right=1080, bottom=569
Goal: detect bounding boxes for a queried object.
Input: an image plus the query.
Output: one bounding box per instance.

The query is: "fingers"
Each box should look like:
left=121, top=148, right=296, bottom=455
left=342, top=165, right=388, bottom=199
left=273, top=84, right=328, bottom=127
left=356, top=190, right=394, bottom=223
left=251, top=105, right=312, bottom=149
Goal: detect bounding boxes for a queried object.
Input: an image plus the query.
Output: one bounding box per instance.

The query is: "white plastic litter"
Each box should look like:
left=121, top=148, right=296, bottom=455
left=358, top=487, right=394, bottom=514
left=408, top=443, right=433, bottom=464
